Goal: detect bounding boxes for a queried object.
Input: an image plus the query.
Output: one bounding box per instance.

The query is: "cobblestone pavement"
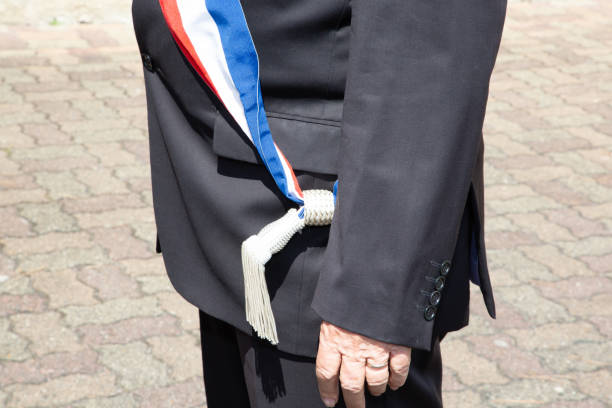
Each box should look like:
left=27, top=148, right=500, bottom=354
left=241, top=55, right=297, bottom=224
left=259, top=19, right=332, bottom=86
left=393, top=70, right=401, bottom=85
left=0, top=0, right=610, bottom=407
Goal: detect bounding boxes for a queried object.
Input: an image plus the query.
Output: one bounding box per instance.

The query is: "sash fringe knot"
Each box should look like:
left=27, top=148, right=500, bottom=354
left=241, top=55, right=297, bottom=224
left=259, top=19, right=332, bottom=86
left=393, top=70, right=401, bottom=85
left=241, top=189, right=335, bottom=344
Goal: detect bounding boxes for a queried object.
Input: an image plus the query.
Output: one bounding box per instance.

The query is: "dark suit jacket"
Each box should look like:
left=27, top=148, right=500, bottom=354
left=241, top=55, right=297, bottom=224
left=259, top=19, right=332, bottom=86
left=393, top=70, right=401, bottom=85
left=131, top=0, right=507, bottom=357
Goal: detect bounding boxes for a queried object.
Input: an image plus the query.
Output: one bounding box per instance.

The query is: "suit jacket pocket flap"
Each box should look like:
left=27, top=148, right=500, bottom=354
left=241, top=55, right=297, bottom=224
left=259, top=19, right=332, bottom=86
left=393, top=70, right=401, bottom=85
left=212, top=111, right=341, bottom=176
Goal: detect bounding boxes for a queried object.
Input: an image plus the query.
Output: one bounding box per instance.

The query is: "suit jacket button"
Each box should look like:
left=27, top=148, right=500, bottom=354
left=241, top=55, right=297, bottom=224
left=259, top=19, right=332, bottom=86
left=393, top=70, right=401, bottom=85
left=429, top=290, right=441, bottom=306
left=424, top=305, right=437, bottom=321
left=434, top=276, right=446, bottom=291
left=440, top=260, right=451, bottom=276
left=142, top=53, right=154, bottom=72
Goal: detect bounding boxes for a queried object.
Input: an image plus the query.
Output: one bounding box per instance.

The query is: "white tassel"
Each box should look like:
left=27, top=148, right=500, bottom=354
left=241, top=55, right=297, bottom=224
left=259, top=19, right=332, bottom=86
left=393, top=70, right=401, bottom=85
left=241, top=190, right=335, bottom=344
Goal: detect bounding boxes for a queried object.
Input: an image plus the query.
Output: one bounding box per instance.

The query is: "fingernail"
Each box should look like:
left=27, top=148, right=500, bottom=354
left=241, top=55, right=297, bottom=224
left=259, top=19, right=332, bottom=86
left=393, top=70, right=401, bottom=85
left=323, top=398, right=336, bottom=407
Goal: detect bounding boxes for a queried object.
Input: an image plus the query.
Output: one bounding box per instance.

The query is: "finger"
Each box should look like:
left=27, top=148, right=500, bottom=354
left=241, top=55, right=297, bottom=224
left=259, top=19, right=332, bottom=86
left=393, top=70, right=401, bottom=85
left=316, top=341, right=342, bottom=407
left=339, top=355, right=366, bottom=408
left=365, top=358, right=389, bottom=397
left=388, top=347, right=411, bottom=390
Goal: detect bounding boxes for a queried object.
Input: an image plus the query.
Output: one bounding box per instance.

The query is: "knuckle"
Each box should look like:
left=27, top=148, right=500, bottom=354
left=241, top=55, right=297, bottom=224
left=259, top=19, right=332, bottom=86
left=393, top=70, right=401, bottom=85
left=341, top=383, right=363, bottom=394
left=367, top=379, right=388, bottom=387
left=390, top=353, right=411, bottom=370
left=316, top=367, right=336, bottom=381
left=391, top=367, right=408, bottom=377
left=366, top=372, right=389, bottom=385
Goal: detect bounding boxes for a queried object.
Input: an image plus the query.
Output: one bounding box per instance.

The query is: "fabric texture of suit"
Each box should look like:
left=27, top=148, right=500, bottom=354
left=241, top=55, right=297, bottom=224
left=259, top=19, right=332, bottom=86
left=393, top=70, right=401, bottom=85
left=131, top=0, right=507, bottom=357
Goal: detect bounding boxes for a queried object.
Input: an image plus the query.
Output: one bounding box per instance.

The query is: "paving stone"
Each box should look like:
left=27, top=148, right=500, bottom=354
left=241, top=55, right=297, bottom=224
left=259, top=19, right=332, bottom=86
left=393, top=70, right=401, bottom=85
left=74, top=207, right=153, bottom=228
left=61, top=295, right=162, bottom=327
left=62, top=193, right=144, bottom=214
left=487, top=249, right=556, bottom=285
left=137, top=274, right=174, bottom=294
left=440, top=368, right=465, bottom=392
left=0, top=174, right=39, bottom=190
left=486, top=230, right=541, bottom=250
left=561, top=173, right=612, bottom=204
left=575, top=201, right=612, bottom=220
left=440, top=339, right=508, bottom=386
left=22, top=123, right=72, bottom=145
left=575, top=370, right=612, bottom=404
left=558, top=237, right=612, bottom=258
left=113, top=164, right=150, bottom=180
left=484, top=378, right=584, bottom=406
left=156, top=292, right=201, bottom=331
left=1, top=231, right=93, bottom=256
left=71, top=393, right=139, bottom=408
left=73, top=128, right=144, bottom=144
left=120, top=257, right=166, bottom=277
left=0, top=207, right=32, bottom=237
left=487, top=195, right=563, bottom=214
left=506, top=321, right=603, bottom=351
left=465, top=335, right=548, bottom=378
left=0, top=126, right=35, bottom=148
left=0, top=253, right=17, bottom=278
left=555, top=293, right=612, bottom=318
left=33, top=100, right=85, bottom=122
left=0, top=348, right=98, bottom=387
left=74, top=167, right=130, bottom=195
left=543, top=208, right=609, bottom=239
left=496, top=286, right=573, bottom=325
left=30, top=268, right=97, bottom=308
left=10, top=311, right=84, bottom=356
left=133, top=378, right=206, bottom=408
left=78, top=315, right=181, bottom=346
left=11, top=145, right=87, bottom=161
left=77, top=264, right=140, bottom=300
left=86, top=142, right=139, bottom=167
left=539, top=401, right=607, bottom=408
left=91, top=226, right=152, bottom=260
left=506, top=165, right=575, bottom=184
left=97, top=341, right=170, bottom=390
left=534, top=276, right=612, bottom=299
left=536, top=341, right=612, bottom=373
left=0, top=317, right=31, bottom=361
left=510, top=213, right=578, bottom=242
left=34, top=171, right=89, bottom=199
left=4, top=369, right=117, bottom=408
left=582, top=245, right=612, bottom=268
left=18, top=202, right=78, bottom=234
left=0, top=293, right=47, bottom=317
left=520, top=244, right=592, bottom=279
left=19, top=155, right=98, bottom=172
left=442, top=390, right=482, bottom=408
left=131, top=220, right=156, bottom=243
left=0, top=274, right=33, bottom=295
left=147, top=334, right=202, bottom=382
left=16, top=246, right=107, bottom=272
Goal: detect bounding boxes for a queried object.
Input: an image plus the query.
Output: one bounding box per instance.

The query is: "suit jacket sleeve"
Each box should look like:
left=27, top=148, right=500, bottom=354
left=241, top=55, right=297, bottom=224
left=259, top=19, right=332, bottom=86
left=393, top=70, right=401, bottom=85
left=310, top=0, right=507, bottom=351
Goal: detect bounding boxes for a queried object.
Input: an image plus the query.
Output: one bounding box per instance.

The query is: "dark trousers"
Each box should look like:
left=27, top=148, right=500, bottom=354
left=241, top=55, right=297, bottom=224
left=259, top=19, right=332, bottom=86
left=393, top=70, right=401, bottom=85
left=198, top=309, right=444, bottom=408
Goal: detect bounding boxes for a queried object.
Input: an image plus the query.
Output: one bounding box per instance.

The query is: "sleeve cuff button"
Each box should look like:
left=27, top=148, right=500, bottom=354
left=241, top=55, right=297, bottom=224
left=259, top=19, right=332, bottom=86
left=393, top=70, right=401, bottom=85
left=424, top=305, right=437, bottom=321
left=429, top=290, right=441, bottom=306
left=434, top=276, right=446, bottom=291
left=440, top=260, right=451, bottom=276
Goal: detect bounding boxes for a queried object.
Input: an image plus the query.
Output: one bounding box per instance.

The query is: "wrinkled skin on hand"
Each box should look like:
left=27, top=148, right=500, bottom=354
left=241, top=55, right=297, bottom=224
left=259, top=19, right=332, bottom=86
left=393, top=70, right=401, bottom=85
left=315, top=321, right=412, bottom=408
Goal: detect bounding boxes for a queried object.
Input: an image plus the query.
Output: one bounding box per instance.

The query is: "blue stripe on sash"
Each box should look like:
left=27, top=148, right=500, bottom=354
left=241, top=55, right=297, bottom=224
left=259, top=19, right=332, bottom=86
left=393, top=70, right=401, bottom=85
left=205, top=0, right=302, bottom=204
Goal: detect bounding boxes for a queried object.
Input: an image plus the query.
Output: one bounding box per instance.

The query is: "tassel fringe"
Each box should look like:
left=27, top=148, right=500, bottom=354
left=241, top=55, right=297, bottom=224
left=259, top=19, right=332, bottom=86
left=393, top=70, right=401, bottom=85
left=241, top=190, right=335, bottom=344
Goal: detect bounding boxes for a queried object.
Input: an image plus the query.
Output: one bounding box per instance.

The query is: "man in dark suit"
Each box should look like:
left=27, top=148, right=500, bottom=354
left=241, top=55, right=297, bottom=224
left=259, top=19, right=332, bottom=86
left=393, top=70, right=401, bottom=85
left=132, top=0, right=507, bottom=406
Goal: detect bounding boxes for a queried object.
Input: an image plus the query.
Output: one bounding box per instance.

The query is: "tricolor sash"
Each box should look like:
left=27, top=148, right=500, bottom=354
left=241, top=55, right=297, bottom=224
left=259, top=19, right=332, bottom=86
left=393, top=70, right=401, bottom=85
left=159, top=0, right=339, bottom=344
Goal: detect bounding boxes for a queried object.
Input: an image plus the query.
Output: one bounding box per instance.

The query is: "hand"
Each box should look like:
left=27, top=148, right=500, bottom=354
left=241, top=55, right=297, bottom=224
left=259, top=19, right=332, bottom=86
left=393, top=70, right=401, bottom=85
left=315, top=321, right=412, bottom=407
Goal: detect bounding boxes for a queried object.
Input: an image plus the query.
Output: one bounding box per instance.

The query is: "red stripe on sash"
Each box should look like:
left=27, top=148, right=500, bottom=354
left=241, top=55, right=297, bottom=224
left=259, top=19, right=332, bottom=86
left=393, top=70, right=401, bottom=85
left=275, top=142, right=304, bottom=198
left=159, top=0, right=222, bottom=101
